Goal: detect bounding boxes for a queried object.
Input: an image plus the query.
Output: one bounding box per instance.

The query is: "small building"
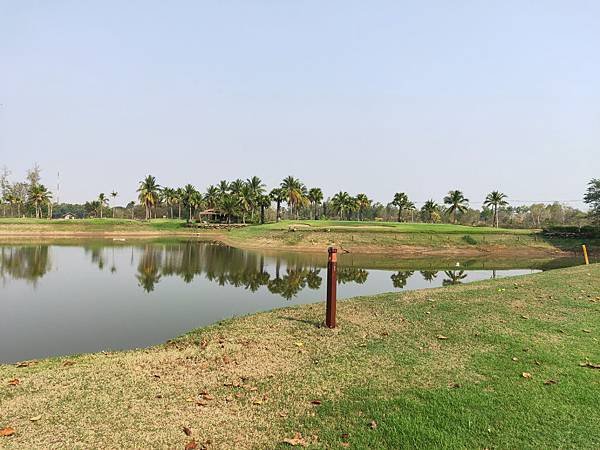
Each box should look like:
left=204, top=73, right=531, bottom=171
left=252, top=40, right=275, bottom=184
left=63, top=213, right=77, bottom=220
left=198, top=208, right=226, bottom=223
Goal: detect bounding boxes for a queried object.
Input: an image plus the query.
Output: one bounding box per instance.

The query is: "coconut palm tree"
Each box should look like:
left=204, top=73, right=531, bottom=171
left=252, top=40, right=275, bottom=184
left=307, top=188, right=324, bottom=220
left=97, top=193, right=109, bottom=219
left=355, top=193, right=371, bottom=221
left=270, top=188, right=285, bottom=222
left=257, top=194, right=271, bottom=224
left=229, top=179, right=245, bottom=196
left=391, top=192, right=414, bottom=222
left=281, top=176, right=306, bottom=219
left=182, top=184, right=199, bottom=222
left=484, top=191, right=508, bottom=228
left=204, top=185, right=220, bottom=209
left=28, top=184, right=52, bottom=219
left=444, top=190, right=469, bottom=224
left=420, top=200, right=439, bottom=223
left=220, top=193, right=240, bottom=224
left=137, top=175, right=161, bottom=220
left=246, top=176, right=265, bottom=221
left=160, top=187, right=177, bottom=219
left=238, top=184, right=253, bottom=224
left=217, top=180, right=230, bottom=196
left=110, top=191, right=118, bottom=218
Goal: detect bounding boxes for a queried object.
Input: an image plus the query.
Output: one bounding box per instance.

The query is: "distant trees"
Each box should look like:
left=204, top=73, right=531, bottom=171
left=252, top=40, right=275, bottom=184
left=584, top=179, right=600, bottom=224
left=29, top=184, right=52, bottom=219
left=444, top=190, right=469, bottom=223
left=281, top=176, right=307, bottom=219
left=270, top=188, right=285, bottom=222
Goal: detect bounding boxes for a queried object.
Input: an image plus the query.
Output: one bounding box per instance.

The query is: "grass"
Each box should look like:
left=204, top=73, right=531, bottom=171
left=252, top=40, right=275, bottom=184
left=1, top=264, right=599, bottom=449
left=0, top=218, right=595, bottom=255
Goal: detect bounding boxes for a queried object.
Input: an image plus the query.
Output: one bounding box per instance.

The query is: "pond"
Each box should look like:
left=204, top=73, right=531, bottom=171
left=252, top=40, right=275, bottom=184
left=0, top=239, right=583, bottom=363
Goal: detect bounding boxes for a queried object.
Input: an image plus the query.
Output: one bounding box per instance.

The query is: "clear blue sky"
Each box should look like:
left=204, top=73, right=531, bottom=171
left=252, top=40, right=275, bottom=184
left=0, top=1, right=598, bottom=208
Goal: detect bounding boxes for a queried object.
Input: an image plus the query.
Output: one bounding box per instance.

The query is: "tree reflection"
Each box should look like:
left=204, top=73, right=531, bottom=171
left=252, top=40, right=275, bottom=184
left=442, top=270, right=468, bottom=286
left=420, top=270, right=438, bottom=282
left=337, top=267, right=369, bottom=284
left=0, top=245, right=51, bottom=285
left=390, top=271, right=414, bottom=289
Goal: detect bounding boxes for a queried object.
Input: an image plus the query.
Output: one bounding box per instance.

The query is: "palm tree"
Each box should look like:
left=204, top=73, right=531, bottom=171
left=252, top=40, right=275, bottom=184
left=484, top=191, right=508, bottom=228
left=137, top=175, right=161, bottom=220
left=238, top=184, right=253, bottom=224
left=355, top=193, right=371, bottom=221
left=281, top=176, right=307, bottom=219
left=97, top=193, right=109, bottom=219
left=307, top=188, right=324, bottom=220
left=246, top=176, right=265, bottom=221
left=331, top=191, right=353, bottom=220
left=217, top=180, right=230, bottom=196
left=28, top=184, right=52, bottom=219
left=161, top=187, right=177, bottom=219
left=182, top=184, right=199, bottom=222
left=204, top=185, right=220, bottom=209
left=257, top=194, right=271, bottom=224
left=444, top=190, right=469, bottom=224
left=270, top=188, right=285, bottom=222
left=220, top=193, right=240, bottom=224
left=420, top=200, right=439, bottom=223
left=110, top=191, right=118, bottom=218
left=229, top=179, right=245, bottom=196
left=175, top=188, right=184, bottom=219
left=392, top=192, right=414, bottom=222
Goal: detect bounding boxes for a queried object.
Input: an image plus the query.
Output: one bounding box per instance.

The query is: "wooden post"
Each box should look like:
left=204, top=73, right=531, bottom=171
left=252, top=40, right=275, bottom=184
left=326, top=247, right=338, bottom=328
left=582, top=244, right=590, bottom=265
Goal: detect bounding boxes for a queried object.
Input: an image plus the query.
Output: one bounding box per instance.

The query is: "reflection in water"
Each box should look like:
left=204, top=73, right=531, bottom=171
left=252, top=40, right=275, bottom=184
left=443, top=270, right=468, bottom=285
left=0, top=246, right=51, bottom=285
left=391, top=271, right=414, bottom=289
left=1, top=240, right=580, bottom=362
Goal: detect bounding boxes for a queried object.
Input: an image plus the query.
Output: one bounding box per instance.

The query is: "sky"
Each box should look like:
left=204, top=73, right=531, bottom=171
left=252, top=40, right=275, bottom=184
left=0, top=0, right=598, bottom=209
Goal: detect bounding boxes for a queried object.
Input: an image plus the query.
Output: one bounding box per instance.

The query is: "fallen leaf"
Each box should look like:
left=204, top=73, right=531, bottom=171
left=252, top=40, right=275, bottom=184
left=283, top=432, right=307, bottom=447
left=7, top=378, right=20, bottom=386
left=311, top=400, right=322, bottom=405
left=278, top=411, right=288, bottom=417
left=512, top=357, right=518, bottom=362
left=582, top=329, right=592, bottom=333
left=201, top=393, right=215, bottom=401
left=544, top=380, right=557, bottom=385
left=370, top=420, right=377, bottom=430
left=0, top=427, right=15, bottom=437
left=183, top=426, right=192, bottom=436
left=153, top=373, right=161, bottom=379
left=341, top=443, right=350, bottom=448
left=448, top=382, right=460, bottom=389
left=234, top=393, right=244, bottom=399
left=522, top=372, right=533, bottom=379
left=341, top=433, right=349, bottom=439
left=225, top=395, right=234, bottom=402
left=62, top=360, right=75, bottom=367
left=520, top=315, right=529, bottom=320
left=579, top=362, right=600, bottom=369
left=436, top=335, right=448, bottom=340
left=195, top=400, right=208, bottom=407
left=294, top=342, right=304, bottom=347
left=29, top=416, right=42, bottom=422
left=16, top=361, right=32, bottom=368
left=184, top=440, right=198, bottom=450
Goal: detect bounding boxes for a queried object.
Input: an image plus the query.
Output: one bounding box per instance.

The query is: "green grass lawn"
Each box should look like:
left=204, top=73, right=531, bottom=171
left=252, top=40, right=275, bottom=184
left=1, top=264, right=598, bottom=448
left=0, top=217, right=191, bottom=232
left=248, top=219, right=536, bottom=234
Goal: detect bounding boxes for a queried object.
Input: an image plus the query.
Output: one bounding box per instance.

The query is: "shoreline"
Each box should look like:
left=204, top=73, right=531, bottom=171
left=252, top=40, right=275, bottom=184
left=0, top=229, right=572, bottom=258
left=1, top=265, right=598, bottom=448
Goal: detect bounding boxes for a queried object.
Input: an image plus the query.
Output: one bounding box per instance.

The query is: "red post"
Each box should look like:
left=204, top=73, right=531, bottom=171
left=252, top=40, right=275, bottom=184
left=326, top=247, right=337, bottom=328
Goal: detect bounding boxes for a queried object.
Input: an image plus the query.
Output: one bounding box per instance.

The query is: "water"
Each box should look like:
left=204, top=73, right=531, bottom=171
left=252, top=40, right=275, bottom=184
left=0, top=239, right=578, bottom=363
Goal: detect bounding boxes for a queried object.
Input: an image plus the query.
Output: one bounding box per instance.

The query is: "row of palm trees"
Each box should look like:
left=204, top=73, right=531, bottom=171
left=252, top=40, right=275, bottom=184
left=87, top=174, right=508, bottom=227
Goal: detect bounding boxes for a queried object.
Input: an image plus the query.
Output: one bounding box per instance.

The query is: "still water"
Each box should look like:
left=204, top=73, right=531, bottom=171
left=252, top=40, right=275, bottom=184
left=0, top=239, right=576, bottom=363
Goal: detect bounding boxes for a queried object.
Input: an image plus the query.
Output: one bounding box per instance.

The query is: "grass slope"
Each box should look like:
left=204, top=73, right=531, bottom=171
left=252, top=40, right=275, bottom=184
left=1, top=264, right=599, bottom=449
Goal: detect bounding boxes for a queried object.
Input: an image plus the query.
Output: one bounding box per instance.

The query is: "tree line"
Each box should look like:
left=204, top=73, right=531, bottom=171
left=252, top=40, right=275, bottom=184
left=1, top=164, right=598, bottom=228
